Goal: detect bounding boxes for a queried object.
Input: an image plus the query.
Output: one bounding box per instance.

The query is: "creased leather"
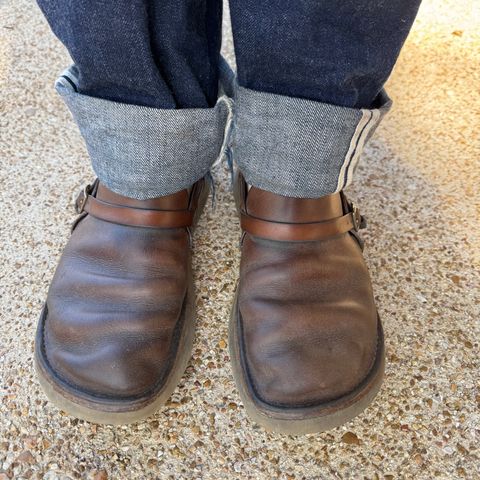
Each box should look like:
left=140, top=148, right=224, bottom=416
left=42, top=180, right=203, bottom=399
left=236, top=176, right=378, bottom=407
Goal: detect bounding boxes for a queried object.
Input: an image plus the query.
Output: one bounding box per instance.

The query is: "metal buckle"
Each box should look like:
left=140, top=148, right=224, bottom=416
left=75, top=184, right=92, bottom=214
left=351, top=202, right=362, bottom=231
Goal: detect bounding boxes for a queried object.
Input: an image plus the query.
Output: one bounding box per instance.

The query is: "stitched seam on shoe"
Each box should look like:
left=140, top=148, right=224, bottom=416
left=40, top=295, right=188, bottom=402
left=238, top=304, right=381, bottom=410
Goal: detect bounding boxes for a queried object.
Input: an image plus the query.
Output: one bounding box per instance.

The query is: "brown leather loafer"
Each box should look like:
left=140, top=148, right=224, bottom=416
left=230, top=173, right=384, bottom=434
left=35, top=178, right=208, bottom=424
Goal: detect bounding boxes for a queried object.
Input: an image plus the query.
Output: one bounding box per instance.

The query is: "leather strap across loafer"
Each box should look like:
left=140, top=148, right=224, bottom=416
left=230, top=173, right=384, bottom=434
left=35, top=178, right=209, bottom=424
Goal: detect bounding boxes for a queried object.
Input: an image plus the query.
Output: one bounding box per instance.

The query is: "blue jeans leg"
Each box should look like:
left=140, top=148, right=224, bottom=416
left=37, top=0, right=421, bottom=199
left=37, top=0, right=231, bottom=199
left=229, top=0, right=422, bottom=197
left=230, top=0, right=421, bottom=109
left=37, top=0, right=223, bottom=109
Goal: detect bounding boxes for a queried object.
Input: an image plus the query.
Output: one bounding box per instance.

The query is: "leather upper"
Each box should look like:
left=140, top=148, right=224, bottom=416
left=42, top=180, right=205, bottom=398
left=236, top=174, right=379, bottom=407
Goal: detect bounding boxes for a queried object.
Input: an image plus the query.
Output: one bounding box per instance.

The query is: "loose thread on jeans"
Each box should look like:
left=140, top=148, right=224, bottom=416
left=225, top=146, right=234, bottom=188
left=208, top=94, right=235, bottom=210
left=206, top=171, right=216, bottom=209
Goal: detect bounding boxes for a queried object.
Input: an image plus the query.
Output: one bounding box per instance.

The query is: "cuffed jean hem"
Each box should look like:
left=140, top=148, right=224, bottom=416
left=55, top=66, right=232, bottom=199
left=233, top=86, right=392, bottom=198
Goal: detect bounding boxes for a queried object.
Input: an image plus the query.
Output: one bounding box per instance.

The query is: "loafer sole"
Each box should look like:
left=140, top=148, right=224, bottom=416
left=34, top=284, right=196, bottom=425
left=34, top=182, right=209, bottom=425
left=229, top=288, right=385, bottom=435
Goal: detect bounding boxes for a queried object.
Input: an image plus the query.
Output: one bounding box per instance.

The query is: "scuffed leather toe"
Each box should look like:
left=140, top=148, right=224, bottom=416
left=42, top=215, right=189, bottom=398
left=238, top=234, right=378, bottom=407
left=234, top=174, right=380, bottom=414
left=37, top=178, right=207, bottom=409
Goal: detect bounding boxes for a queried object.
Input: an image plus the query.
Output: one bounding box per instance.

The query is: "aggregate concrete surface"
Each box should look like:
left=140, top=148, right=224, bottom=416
left=0, top=1, right=479, bottom=478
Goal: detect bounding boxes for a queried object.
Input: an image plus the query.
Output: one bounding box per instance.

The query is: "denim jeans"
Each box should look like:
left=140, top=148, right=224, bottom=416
left=38, top=0, right=421, bottom=199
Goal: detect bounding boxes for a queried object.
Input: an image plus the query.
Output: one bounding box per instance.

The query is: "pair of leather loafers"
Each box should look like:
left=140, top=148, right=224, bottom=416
left=35, top=173, right=384, bottom=434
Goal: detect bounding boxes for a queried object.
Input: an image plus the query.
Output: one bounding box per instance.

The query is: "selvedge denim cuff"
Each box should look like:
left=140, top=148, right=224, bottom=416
left=233, top=86, right=392, bottom=198
left=56, top=66, right=232, bottom=199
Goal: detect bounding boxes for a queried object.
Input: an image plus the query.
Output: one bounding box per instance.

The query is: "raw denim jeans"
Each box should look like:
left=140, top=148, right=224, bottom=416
left=37, top=0, right=421, bottom=199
